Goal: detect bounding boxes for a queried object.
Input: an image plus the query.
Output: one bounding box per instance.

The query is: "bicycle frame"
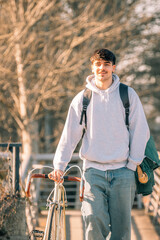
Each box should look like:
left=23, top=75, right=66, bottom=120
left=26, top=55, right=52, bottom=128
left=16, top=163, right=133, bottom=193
left=25, top=166, right=84, bottom=240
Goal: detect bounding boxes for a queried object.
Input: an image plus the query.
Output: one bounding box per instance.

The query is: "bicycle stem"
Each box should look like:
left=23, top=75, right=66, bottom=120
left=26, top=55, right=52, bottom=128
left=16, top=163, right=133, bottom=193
left=79, top=178, right=85, bottom=202
left=53, top=182, right=59, bottom=203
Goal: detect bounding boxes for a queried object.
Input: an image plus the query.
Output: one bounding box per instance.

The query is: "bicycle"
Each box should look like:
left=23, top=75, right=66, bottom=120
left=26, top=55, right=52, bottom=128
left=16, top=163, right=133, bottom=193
left=25, top=165, right=85, bottom=240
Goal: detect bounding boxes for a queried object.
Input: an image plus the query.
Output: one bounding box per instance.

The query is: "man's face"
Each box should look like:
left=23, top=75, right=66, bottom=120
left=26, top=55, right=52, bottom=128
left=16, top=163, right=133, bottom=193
left=92, top=59, right=116, bottom=83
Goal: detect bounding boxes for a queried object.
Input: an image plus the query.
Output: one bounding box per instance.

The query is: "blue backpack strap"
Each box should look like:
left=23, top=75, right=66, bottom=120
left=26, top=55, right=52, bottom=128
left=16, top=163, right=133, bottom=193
left=119, top=83, right=130, bottom=129
left=80, top=88, right=92, bottom=137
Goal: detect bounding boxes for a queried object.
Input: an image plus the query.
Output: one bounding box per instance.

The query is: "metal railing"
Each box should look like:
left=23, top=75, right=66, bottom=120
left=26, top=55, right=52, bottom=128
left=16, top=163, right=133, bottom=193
left=0, top=142, right=22, bottom=194
left=145, top=167, right=160, bottom=223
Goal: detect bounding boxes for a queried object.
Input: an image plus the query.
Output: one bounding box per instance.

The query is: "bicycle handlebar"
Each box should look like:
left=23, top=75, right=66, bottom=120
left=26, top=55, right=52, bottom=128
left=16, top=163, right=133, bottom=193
left=25, top=173, right=85, bottom=202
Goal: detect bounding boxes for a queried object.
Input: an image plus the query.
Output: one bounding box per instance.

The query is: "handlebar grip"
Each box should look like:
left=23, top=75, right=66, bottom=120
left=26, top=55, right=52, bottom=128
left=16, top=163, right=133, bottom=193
left=25, top=173, right=32, bottom=198
left=79, top=178, right=85, bottom=202
left=63, top=176, right=81, bottom=182
left=25, top=173, right=48, bottom=198
left=64, top=176, right=85, bottom=201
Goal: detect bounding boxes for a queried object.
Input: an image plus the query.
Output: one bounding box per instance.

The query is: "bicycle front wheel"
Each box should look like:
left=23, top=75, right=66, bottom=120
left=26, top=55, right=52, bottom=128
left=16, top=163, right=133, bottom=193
left=46, top=204, right=66, bottom=240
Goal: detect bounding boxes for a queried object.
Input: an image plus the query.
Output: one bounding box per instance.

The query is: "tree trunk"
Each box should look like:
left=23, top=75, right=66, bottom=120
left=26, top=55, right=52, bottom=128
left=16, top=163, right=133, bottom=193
left=20, top=128, right=32, bottom=182
left=13, top=28, right=32, bottom=182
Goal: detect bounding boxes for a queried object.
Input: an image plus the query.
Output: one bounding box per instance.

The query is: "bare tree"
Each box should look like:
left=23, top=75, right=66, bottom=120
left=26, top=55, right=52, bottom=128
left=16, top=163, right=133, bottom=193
left=0, top=0, right=61, bottom=180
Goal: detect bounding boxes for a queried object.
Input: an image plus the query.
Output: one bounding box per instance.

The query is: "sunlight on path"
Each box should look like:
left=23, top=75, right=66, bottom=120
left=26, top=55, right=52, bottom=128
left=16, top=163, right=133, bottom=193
left=38, top=209, right=160, bottom=240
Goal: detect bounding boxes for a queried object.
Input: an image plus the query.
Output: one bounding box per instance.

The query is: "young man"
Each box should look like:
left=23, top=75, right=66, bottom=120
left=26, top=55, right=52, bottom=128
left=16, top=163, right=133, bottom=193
left=49, top=49, right=150, bottom=240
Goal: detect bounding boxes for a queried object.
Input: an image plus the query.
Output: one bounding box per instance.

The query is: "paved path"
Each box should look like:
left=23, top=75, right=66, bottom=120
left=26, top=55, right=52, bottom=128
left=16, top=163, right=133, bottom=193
left=131, top=209, right=160, bottom=240
left=38, top=209, right=160, bottom=240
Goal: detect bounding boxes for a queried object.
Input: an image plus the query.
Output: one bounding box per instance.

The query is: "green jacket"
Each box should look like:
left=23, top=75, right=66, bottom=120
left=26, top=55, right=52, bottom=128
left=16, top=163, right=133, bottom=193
left=135, top=136, right=160, bottom=196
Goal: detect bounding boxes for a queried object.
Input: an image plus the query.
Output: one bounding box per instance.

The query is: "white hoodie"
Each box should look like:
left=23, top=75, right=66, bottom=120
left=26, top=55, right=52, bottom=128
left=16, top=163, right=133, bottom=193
left=53, top=74, right=150, bottom=172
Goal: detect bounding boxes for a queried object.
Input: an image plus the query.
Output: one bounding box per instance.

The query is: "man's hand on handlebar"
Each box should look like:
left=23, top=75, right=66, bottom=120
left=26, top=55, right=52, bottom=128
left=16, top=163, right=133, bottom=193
left=48, top=169, right=64, bottom=183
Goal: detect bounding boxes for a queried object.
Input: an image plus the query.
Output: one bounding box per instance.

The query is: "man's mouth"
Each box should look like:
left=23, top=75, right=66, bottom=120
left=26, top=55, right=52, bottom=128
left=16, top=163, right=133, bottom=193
left=99, top=72, right=107, bottom=75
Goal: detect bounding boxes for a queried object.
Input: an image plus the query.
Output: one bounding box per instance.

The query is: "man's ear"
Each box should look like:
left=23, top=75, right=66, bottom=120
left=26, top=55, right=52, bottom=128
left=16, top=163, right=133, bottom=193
left=112, top=65, right=116, bottom=72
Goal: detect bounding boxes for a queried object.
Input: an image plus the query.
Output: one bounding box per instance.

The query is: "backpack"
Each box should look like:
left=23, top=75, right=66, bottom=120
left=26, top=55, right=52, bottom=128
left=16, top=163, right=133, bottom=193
left=80, top=83, right=160, bottom=196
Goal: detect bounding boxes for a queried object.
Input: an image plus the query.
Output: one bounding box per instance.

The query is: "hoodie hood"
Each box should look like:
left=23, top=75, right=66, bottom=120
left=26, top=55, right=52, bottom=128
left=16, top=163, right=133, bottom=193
left=86, top=73, right=120, bottom=94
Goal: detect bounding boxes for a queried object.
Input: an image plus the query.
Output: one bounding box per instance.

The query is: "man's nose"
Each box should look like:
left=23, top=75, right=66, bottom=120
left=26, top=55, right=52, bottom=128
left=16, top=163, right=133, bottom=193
left=99, top=64, right=105, bottom=69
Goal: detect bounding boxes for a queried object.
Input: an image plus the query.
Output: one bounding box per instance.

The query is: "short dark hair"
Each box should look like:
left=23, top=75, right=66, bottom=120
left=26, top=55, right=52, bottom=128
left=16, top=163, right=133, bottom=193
left=90, top=49, right=116, bottom=65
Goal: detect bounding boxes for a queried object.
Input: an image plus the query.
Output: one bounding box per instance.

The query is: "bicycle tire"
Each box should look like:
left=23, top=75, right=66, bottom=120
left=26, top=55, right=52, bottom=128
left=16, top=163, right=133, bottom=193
left=47, top=205, right=57, bottom=240
left=43, top=204, right=55, bottom=240
left=44, top=190, right=66, bottom=240
left=55, top=205, right=65, bottom=240
left=47, top=206, right=65, bottom=240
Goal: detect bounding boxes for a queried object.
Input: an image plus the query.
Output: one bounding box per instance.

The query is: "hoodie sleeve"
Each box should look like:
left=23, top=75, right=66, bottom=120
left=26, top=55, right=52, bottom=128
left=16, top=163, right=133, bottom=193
left=126, top=87, right=150, bottom=171
left=53, top=94, right=84, bottom=171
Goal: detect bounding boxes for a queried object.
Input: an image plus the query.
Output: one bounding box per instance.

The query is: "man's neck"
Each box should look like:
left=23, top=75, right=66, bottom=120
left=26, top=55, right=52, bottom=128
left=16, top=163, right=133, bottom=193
left=95, top=78, right=113, bottom=90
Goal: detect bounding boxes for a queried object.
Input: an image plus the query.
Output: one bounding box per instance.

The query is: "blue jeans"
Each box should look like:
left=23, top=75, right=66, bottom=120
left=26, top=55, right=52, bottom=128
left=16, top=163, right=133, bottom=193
left=81, top=167, right=136, bottom=240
